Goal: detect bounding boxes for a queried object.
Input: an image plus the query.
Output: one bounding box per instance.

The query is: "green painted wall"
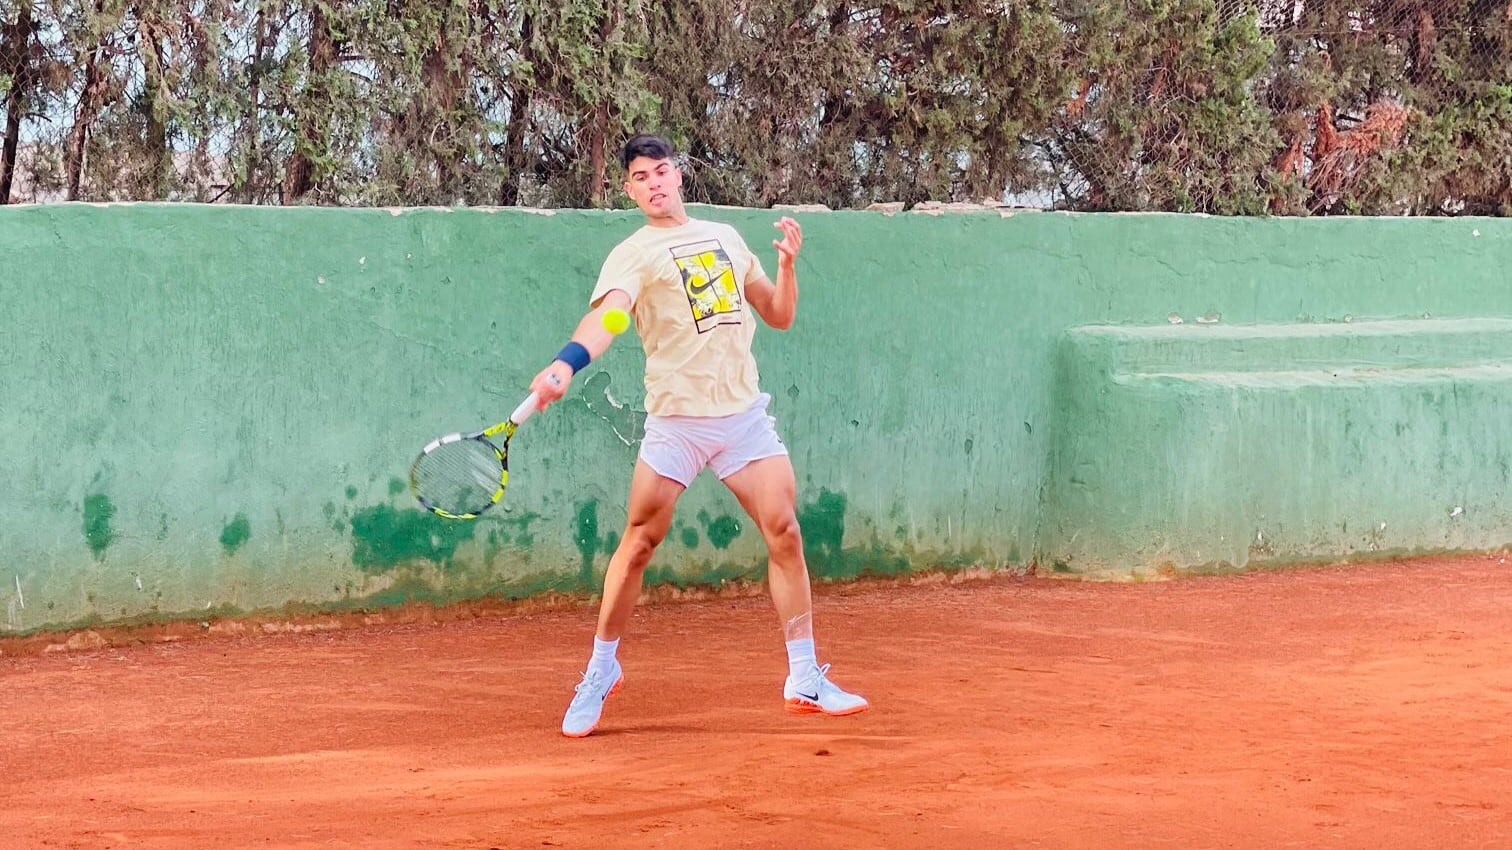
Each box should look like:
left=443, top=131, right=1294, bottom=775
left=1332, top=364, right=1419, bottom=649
left=1043, top=319, right=1512, bottom=575
left=1, top=205, right=1509, bottom=633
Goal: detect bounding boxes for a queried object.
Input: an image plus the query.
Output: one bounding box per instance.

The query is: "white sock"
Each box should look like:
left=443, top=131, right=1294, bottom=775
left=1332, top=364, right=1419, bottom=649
left=785, top=638, right=817, bottom=680
left=589, top=636, right=619, bottom=676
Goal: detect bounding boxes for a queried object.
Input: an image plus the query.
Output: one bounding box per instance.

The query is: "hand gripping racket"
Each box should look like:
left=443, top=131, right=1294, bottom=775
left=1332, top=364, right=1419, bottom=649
left=413, top=308, right=630, bottom=519
left=408, top=375, right=559, bottom=520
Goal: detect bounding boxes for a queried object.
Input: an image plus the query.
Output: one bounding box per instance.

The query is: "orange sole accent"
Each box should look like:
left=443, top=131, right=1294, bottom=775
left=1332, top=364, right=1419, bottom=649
left=785, top=697, right=868, bottom=717
left=561, top=676, right=623, bottom=739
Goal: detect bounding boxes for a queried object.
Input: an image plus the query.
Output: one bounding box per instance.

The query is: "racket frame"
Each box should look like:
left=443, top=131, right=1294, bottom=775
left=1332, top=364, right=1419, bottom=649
left=409, top=391, right=542, bottom=520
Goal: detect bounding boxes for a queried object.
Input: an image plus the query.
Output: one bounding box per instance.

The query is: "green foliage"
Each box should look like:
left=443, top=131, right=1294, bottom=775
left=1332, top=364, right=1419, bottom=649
left=1051, top=0, right=1280, bottom=213
left=1, top=0, right=1506, bottom=213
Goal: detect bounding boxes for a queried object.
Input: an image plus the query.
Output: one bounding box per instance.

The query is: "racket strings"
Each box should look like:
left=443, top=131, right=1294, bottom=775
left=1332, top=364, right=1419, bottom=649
left=412, top=438, right=504, bottom=515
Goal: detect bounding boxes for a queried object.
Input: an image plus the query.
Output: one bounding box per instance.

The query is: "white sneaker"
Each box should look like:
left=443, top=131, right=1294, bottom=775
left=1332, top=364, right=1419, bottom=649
left=784, top=663, right=868, bottom=716
left=561, top=662, right=623, bottom=738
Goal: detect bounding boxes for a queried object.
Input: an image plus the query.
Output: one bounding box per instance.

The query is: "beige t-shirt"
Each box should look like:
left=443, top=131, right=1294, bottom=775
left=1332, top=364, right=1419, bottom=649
left=590, top=218, right=767, bottom=417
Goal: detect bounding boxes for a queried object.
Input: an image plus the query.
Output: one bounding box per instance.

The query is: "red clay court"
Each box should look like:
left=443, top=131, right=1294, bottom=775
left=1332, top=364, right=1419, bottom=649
left=5, top=555, right=1511, bottom=849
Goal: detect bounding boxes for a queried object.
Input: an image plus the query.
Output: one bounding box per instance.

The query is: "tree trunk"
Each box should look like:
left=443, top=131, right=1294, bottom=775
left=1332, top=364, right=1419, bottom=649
left=499, top=8, right=532, bottom=206
left=0, top=0, right=36, bottom=205
left=135, top=7, right=172, bottom=198
left=588, top=2, right=619, bottom=208
left=283, top=0, right=335, bottom=203
left=421, top=10, right=466, bottom=202
left=588, top=101, right=608, bottom=207
left=0, top=86, right=22, bottom=205
left=242, top=2, right=277, bottom=201
left=67, top=3, right=111, bottom=201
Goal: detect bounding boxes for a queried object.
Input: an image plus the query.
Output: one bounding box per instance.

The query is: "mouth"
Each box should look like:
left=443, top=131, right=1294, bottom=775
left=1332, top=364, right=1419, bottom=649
left=650, top=193, right=666, bottom=204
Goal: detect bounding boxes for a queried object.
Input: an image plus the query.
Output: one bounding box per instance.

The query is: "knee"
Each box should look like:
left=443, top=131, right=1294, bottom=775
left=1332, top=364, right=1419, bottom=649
left=763, top=512, right=804, bottom=561
left=617, top=521, right=665, bottom=571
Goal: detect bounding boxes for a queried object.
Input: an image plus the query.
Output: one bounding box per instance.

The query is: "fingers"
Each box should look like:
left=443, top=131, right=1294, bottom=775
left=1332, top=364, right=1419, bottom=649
left=532, top=383, right=562, bottom=410
left=529, top=363, right=572, bottom=409
left=774, top=216, right=801, bottom=245
left=772, top=216, right=802, bottom=257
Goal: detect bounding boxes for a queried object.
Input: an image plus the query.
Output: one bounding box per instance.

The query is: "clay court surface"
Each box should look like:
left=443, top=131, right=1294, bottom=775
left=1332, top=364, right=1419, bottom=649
left=5, top=556, right=1511, bottom=849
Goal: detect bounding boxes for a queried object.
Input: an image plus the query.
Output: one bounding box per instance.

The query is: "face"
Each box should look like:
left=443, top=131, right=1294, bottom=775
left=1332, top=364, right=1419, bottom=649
left=623, top=155, right=686, bottom=223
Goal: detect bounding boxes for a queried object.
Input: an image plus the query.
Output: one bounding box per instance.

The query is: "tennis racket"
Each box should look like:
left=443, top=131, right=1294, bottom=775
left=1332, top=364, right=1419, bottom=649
left=408, top=375, right=559, bottom=520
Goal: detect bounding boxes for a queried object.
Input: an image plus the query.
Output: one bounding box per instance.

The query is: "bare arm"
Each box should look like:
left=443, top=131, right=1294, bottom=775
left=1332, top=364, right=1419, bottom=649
left=746, top=217, right=802, bottom=330
left=528, top=288, right=632, bottom=408
left=575, top=288, right=633, bottom=358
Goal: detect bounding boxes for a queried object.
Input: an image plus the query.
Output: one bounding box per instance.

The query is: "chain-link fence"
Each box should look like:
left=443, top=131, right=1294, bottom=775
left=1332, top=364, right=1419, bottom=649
left=2, top=0, right=1508, bottom=213
left=1041, top=0, right=1509, bottom=214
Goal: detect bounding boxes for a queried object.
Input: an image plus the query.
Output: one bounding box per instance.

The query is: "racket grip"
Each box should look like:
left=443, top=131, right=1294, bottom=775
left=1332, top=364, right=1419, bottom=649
left=510, top=393, right=541, bottom=425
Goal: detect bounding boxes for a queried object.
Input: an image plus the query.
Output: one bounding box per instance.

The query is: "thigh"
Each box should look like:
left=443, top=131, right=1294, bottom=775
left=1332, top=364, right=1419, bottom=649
left=719, top=454, right=799, bottom=536
left=624, top=459, right=686, bottom=539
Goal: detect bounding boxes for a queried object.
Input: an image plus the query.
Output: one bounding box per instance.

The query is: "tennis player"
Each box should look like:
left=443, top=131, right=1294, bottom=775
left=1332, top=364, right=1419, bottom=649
left=528, top=133, right=869, bottom=737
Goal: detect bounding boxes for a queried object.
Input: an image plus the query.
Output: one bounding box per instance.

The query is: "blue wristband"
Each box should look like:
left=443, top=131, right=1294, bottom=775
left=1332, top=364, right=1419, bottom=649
left=555, top=341, right=592, bottom=374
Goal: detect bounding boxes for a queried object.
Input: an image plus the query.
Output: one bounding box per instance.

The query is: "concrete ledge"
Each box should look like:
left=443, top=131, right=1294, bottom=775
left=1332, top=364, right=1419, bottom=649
left=1041, top=319, right=1512, bottom=577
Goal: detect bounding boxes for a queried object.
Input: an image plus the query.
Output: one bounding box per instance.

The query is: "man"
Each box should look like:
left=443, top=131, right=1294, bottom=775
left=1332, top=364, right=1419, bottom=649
left=528, top=133, right=869, bottom=738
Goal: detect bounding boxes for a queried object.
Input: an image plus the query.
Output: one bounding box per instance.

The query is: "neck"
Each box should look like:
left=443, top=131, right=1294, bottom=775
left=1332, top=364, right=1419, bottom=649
left=646, top=210, right=690, bottom=228
left=644, top=197, right=690, bottom=228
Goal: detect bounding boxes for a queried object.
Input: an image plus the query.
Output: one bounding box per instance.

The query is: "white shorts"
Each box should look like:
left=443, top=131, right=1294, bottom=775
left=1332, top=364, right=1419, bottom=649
left=639, top=393, right=789, bottom=487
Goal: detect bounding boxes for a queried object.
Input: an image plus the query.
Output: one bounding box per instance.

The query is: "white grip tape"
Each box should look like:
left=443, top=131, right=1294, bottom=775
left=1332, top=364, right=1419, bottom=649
left=511, top=393, right=539, bottom=425
left=510, top=370, right=562, bottom=425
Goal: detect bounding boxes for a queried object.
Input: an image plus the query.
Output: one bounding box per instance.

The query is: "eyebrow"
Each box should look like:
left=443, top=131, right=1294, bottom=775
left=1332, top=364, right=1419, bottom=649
left=631, top=162, right=670, bottom=179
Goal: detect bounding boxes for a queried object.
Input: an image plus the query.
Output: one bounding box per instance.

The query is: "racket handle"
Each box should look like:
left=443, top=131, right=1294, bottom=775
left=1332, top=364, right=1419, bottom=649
left=510, top=393, right=540, bottom=425
left=511, top=370, right=562, bottom=425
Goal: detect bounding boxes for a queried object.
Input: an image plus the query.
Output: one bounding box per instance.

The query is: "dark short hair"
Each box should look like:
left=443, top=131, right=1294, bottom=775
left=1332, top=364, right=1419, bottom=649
left=620, top=134, right=677, bottom=170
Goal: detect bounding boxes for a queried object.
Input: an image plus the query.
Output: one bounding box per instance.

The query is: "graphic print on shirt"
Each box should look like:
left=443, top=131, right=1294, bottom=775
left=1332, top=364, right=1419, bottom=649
left=670, top=239, right=743, bottom=334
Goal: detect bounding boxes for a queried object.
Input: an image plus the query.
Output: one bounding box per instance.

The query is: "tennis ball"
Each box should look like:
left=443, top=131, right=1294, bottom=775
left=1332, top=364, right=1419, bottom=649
left=602, top=308, right=631, bottom=335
